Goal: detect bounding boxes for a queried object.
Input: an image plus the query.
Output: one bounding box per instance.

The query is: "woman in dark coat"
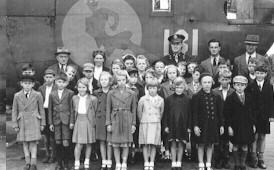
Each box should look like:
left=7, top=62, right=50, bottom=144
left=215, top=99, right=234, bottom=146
left=192, top=73, right=224, bottom=170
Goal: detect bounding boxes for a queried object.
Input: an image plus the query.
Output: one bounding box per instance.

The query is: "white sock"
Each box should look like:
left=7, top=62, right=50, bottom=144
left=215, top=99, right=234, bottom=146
left=149, top=162, right=154, bottom=167
left=74, top=160, right=80, bottom=169
left=205, top=162, right=211, bottom=168
left=198, top=162, right=205, bottom=168
left=102, top=160, right=107, bottom=167
left=116, top=163, right=121, bottom=168
left=107, top=160, right=112, bottom=168
left=144, top=162, right=149, bottom=167
left=176, top=161, right=181, bottom=167
left=121, top=163, right=127, bottom=168
left=171, top=162, right=177, bottom=167
left=84, top=159, right=90, bottom=168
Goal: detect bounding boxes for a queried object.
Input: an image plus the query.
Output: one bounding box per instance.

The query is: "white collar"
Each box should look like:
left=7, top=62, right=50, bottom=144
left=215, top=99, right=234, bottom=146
left=78, top=94, right=87, bottom=98
left=256, top=80, right=264, bottom=85
left=246, top=52, right=256, bottom=58
left=236, top=91, right=244, bottom=96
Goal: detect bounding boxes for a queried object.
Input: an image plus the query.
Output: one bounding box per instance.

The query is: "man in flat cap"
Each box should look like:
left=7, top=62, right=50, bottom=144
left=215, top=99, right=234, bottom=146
left=233, top=34, right=269, bottom=76
left=161, top=33, right=190, bottom=66
left=47, top=47, right=81, bottom=80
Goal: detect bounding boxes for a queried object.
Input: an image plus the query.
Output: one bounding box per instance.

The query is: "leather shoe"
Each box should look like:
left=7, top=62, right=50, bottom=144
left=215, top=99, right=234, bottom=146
left=29, top=165, right=37, bottom=170
left=23, top=164, right=31, bottom=170
left=258, top=160, right=267, bottom=169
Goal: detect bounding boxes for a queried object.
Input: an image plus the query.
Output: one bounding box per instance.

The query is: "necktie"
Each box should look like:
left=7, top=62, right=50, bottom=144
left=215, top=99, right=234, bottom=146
left=25, top=92, right=29, bottom=99
left=175, top=54, right=178, bottom=63
left=248, top=55, right=252, bottom=64
left=259, top=84, right=262, bottom=91
left=240, top=94, right=245, bottom=104
left=213, top=57, right=217, bottom=66
left=61, top=64, right=65, bottom=72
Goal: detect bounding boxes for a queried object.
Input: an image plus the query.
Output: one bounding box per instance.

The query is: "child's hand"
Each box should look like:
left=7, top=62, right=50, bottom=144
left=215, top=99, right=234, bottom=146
left=49, top=125, right=54, bottom=132
left=165, top=127, right=169, bottom=133
left=107, top=125, right=112, bottom=132
left=220, top=126, right=224, bottom=135
left=253, top=125, right=256, bottom=133
left=40, top=126, right=44, bottom=131
left=269, top=118, right=274, bottom=122
left=194, top=126, right=201, bottom=136
left=14, top=127, right=19, bottom=133
left=131, top=125, right=136, bottom=134
left=228, top=126, right=233, bottom=136
left=69, top=124, right=74, bottom=129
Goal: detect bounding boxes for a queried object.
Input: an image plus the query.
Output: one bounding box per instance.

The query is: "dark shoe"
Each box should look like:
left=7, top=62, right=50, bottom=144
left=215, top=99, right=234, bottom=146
left=100, top=167, right=107, bottom=170
left=42, top=156, right=50, bottom=163
left=258, top=160, right=267, bottom=169
left=29, top=165, right=37, bottom=170
left=55, top=164, right=62, bottom=170
left=23, top=164, right=31, bottom=170
left=106, top=167, right=112, bottom=170
left=90, top=152, right=98, bottom=161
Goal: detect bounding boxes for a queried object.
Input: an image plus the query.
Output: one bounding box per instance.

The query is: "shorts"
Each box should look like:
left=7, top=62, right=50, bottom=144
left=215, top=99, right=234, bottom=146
left=54, top=123, right=71, bottom=141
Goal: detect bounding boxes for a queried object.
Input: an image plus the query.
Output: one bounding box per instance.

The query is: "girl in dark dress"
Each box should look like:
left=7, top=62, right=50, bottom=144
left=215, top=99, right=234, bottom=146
left=224, top=75, right=256, bottom=170
left=192, top=73, right=224, bottom=170
left=164, top=77, right=191, bottom=170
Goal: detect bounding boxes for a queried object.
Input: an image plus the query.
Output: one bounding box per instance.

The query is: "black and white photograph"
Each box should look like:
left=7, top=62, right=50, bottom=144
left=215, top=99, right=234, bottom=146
left=1, top=0, right=274, bottom=170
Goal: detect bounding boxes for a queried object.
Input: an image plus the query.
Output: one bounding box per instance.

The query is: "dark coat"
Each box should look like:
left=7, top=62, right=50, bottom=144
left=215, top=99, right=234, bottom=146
left=161, top=52, right=191, bottom=66
left=93, top=89, right=109, bottom=141
left=246, top=80, right=274, bottom=134
left=224, top=92, right=256, bottom=145
left=192, top=90, right=224, bottom=144
left=199, top=56, right=225, bottom=78
left=164, top=93, right=191, bottom=141
left=48, top=88, right=74, bottom=125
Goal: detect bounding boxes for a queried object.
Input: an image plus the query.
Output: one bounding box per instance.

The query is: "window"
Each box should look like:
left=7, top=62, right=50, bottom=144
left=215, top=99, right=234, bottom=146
left=225, top=0, right=274, bottom=25
left=151, top=0, right=173, bottom=16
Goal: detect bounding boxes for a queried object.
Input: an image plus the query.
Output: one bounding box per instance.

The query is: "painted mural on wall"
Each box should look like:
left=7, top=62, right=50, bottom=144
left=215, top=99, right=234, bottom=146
left=62, top=0, right=147, bottom=66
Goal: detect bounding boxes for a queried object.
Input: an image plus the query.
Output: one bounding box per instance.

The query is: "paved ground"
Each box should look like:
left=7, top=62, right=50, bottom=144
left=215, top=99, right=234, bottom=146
left=6, top=112, right=274, bottom=170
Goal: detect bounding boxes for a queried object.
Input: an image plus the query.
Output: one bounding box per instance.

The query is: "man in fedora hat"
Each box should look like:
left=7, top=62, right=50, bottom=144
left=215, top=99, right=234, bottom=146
left=233, top=34, right=269, bottom=76
left=47, top=47, right=81, bottom=80
left=161, top=33, right=191, bottom=66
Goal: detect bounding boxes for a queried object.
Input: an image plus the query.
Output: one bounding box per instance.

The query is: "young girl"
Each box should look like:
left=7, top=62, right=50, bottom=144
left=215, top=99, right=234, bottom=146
left=94, top=72, right=114, bottom=170
left=178, top=61, right=187, bottom=78
left=162, top=65, right=179, bottom=99
left=122, top=54, right=136, bottom=71
left=12, top=75, right=45, bottom=170
left=164, top=77, right=191, bottom=170
left=192, top=73, right=224, bottom=170
left=187, top=67, right=202, bottom=97
left=106, top=70, right=137, bottom=170
left=71, top=78, right=98, bottom=170
left=111, top=59, right=124, bottom=76
left=138, top=78, right=164, bottom=170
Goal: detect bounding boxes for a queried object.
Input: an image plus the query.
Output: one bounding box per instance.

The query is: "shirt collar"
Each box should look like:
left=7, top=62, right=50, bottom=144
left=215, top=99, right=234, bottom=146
left=246, top=52, right=256, bottom=59
left=256, top=80, right=264, bottom=86
left=211, top=55, right=220, bottom=61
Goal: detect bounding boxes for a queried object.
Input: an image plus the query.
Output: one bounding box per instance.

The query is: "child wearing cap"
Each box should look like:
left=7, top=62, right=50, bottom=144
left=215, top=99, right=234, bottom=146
left=212, top=70, right=234, bottom=169
left=138, top=78, right=164, bottom=170
left=12, top=75, right=45, bottom=170
left=94, top=72, right=114, bottom=170
left=164, top=77, right=191, bottom=170
left=38, top=69, right=57, bottom=163
left=82, top=63, right=99, bottom=94
left=48, top=73, right=74, bottom=170
left=192, top=73, right=224, bottom=170
left=247, top=65, right=274, bottom=169
left=224, top=75, right=256, bottom=170
left=71, top=78, right=98, bottom=170
left=106, top=70, right=137, bottom=170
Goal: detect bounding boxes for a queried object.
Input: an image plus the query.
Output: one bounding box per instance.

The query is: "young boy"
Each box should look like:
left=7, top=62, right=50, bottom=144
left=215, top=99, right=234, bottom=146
left=82, top=63, right=99, bottom=94
left=212, top=70, right=234, bottom=169
left=224, top=75, right=256, bottom=170
left=16, top=63, right=41, bottom=91
left=246, top=58, right=257, bottom=85
left=65, top=64, right=78, bottom=94
left=48, top=72, right=74, bottom=170
left=248, top=64, right=274, bottom=169
left=136, top=55, right=149, bottom=86
left=154, top=60, right=166, bottom=84
left=12, top=75, right=45, bottom=170
left=38, top=69, right=56, bottom=163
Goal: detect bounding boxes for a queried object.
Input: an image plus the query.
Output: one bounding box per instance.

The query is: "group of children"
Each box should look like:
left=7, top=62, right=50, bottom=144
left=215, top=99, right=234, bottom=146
left=12, top=50, right=274, bottom=170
